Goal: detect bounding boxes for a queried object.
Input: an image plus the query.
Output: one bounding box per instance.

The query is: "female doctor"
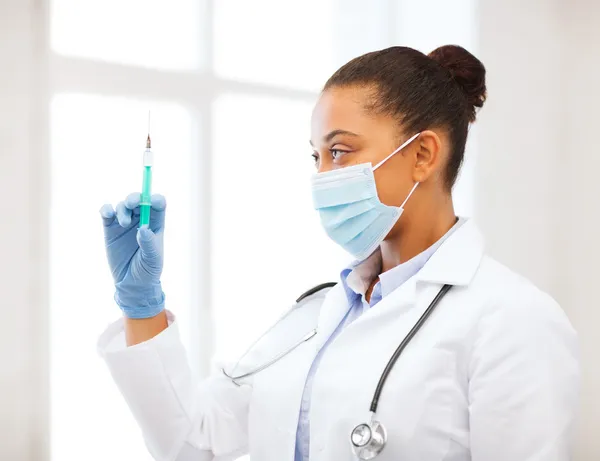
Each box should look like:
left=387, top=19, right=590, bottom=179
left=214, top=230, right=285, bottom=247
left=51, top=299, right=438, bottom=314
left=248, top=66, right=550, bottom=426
left=98, top=45, right=579, bottom=461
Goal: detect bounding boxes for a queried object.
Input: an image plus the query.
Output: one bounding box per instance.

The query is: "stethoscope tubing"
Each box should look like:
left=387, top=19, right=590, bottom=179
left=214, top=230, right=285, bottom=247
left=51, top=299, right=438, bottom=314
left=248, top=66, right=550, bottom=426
left=369, top=284, right=452, bottom=412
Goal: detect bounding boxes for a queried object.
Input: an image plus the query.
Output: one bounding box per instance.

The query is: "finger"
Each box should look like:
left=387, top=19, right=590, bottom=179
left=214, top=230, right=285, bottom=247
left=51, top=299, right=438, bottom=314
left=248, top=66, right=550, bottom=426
left=116, top=201, right=133, bottom=228
left=99, top=204, right=116, bottom=227
left=151, top=194, right=166, bottom=212
left=137, top=227, right=162, bottom=273
left=149, top=194, right=167, bottom=231
left=125, top=192, right=141, bottom=211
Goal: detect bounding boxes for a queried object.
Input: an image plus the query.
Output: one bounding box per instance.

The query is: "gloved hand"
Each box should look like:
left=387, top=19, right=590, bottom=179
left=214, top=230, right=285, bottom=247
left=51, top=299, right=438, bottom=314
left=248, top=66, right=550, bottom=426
left=100, top=193, right=166, bottom=319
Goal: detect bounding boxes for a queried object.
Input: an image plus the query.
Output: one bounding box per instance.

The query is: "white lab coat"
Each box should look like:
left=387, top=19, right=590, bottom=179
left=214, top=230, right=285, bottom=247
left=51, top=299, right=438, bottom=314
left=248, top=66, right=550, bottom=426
left=98, top=220, right=579, bottom=461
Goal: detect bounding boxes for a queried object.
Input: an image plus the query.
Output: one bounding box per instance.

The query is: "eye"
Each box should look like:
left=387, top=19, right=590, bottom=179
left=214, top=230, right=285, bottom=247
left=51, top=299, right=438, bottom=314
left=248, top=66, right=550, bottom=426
left=330, top=148, right=349, bottom=160
left=311, top=151, right=320, bottom=164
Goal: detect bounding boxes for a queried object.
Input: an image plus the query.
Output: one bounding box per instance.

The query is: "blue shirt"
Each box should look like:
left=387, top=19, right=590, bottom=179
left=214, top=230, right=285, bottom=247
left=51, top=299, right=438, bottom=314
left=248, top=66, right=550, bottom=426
left=294, top=219, right=463, bottom=460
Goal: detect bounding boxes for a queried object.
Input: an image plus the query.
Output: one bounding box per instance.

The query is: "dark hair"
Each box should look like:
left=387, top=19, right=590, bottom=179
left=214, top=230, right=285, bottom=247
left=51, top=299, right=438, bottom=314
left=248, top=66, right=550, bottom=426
left=324, top=45, right=487, bottom=189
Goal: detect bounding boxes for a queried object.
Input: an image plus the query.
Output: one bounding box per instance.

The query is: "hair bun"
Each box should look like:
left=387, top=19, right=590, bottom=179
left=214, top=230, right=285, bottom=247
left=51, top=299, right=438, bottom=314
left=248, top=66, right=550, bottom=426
left=428, top=45, right=486, bottom=122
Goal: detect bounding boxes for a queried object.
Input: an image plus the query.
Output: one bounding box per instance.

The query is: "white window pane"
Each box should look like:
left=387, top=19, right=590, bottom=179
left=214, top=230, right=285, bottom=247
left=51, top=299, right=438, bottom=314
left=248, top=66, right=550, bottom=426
left=50, top=0, right=203, bottom=70
left=50, top=94, right=194, bottom=460
left=329, top=0, right=394, bottom=65
left=211, top=94, right=349, bottom=361
left=213, top=0, right=336, bottom=91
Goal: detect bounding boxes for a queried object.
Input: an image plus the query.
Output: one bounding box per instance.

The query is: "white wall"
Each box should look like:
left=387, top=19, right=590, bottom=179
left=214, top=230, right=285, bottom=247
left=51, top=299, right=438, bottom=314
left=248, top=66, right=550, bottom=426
left=476, top=0, right=599, bottom=459
left=475, top=0, right=563, bottom=293
left=562, top=1, right=600, bottom=459
left=0, top=1, right=49, bottom=460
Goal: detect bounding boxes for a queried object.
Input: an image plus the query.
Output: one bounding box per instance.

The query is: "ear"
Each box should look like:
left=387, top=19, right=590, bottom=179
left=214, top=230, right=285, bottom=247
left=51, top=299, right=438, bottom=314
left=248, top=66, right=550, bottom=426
left=412, top=130, right=442, bottom=183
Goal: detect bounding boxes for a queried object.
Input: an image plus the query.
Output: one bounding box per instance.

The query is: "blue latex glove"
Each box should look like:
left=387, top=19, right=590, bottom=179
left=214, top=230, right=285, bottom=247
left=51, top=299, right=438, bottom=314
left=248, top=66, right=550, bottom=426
left=100, top=193, right=166, bottom=319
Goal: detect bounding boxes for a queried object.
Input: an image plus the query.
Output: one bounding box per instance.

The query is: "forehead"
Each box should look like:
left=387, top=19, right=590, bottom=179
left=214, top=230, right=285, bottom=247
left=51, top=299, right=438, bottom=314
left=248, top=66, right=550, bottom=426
left=311, top=86, right=397, bottom=143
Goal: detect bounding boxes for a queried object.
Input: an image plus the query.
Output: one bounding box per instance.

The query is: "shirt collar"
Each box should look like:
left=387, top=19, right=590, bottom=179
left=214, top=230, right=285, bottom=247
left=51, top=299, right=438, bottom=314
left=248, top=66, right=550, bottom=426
left=340, top=250, right=381, bottom=302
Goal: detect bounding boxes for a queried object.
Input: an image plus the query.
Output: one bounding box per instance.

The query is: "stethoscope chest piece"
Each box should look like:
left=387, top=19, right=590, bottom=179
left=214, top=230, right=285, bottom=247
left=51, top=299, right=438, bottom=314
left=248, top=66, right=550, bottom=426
left=350, top=419, right=387, bottom=460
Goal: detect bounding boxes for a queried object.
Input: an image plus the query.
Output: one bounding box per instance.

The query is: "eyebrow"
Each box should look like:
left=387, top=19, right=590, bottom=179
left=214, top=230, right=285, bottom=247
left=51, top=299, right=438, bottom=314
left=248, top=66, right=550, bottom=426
left=309, top=129, right=360, bottom=146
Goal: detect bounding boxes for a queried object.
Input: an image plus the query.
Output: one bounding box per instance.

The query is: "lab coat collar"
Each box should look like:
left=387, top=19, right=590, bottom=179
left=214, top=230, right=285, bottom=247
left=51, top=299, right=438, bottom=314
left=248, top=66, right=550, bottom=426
left=314, top=218, right=484, bottom=349
left=415, top=218, right=484, bottom=286
left=384, top=218, right=484, bottom=312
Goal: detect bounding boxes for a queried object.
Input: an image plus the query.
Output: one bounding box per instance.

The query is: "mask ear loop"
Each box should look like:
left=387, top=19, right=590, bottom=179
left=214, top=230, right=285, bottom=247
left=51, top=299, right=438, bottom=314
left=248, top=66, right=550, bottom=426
left=400, top=182, right=419, bottom=208
left=372, top=132, right=421, bottom=171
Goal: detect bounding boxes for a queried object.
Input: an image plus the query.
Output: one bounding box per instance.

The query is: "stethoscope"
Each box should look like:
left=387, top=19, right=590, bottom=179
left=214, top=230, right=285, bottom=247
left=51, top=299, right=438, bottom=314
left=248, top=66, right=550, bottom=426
left=222, top=282, right=452, bottom=460
left=349, top=283, right=452, bottom=459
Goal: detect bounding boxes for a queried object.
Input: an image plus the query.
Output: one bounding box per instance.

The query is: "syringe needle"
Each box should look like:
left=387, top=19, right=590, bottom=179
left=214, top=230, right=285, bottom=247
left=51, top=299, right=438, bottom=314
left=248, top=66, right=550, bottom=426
left=146, top=111, right=151, bottom=149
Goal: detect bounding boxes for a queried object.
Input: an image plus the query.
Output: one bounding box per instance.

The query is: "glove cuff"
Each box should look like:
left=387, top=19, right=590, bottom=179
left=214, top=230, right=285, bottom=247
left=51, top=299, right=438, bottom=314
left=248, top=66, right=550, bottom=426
left=114, top=283, right=166, bottom=319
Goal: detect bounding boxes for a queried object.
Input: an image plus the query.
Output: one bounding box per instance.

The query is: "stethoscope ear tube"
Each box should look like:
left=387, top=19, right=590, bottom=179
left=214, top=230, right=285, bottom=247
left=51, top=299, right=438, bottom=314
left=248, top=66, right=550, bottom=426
left=222, top=329, right=317, bottom=384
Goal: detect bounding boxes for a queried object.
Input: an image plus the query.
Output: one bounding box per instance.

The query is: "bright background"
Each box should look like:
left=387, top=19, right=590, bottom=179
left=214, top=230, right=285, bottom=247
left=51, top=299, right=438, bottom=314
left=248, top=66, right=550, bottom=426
left=1, top=0, right=598, bottom=460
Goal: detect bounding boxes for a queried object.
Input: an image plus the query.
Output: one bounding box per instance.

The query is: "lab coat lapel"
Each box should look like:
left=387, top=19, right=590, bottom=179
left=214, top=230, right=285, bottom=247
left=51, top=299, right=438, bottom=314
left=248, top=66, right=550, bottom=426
left=339, top=275, right=421, bottom=333
left=314, top=283, right=350, bottom=350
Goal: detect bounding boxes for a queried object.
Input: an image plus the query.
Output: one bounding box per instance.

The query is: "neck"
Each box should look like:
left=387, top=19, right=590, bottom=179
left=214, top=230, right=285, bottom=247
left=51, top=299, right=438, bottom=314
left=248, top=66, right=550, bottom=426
left=379, top=199, right=456, bottom=273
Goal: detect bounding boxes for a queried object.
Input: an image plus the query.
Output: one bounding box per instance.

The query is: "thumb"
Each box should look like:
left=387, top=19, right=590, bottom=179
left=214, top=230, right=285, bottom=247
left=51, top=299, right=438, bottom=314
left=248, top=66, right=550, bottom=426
left=137, top=226, right=161, bottom=270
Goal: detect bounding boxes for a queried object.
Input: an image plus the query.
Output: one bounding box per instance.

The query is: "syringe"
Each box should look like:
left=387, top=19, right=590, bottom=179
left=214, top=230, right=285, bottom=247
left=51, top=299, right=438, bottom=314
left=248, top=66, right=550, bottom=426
left=139, top=113, right=153, bottom=227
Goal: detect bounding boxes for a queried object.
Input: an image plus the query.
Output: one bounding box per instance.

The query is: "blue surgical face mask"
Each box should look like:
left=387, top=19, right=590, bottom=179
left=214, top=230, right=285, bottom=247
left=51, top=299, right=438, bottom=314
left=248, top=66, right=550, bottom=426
left=311, top=133, right=421, bottom=261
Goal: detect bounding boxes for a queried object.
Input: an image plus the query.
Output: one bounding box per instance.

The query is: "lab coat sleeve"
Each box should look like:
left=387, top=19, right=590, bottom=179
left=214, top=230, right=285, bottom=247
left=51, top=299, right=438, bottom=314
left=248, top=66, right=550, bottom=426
left=468, top=290, right=580, bottom=461
left=97, top=312, right=251, bottom=461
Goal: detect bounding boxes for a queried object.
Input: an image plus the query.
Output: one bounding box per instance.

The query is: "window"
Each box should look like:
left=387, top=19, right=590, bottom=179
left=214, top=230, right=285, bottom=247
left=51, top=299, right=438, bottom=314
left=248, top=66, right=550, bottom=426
left=49, top=1, right=475, bottom=459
